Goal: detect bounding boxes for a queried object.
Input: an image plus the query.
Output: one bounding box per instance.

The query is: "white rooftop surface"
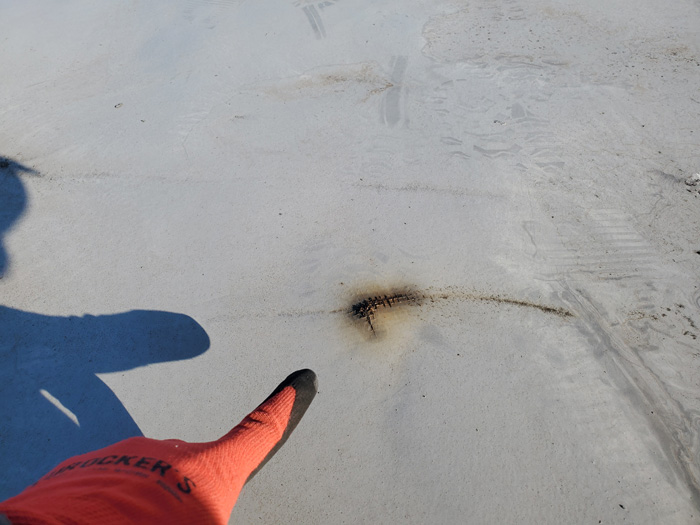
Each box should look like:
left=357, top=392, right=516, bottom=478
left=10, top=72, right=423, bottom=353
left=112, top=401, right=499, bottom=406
left=1, top=0, right=700, bottom=522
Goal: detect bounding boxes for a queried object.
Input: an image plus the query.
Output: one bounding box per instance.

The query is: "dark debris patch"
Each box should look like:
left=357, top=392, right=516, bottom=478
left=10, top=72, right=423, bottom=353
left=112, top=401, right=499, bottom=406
left=343, top=285, right=574, bottom=337
left=350, top=292, right=419, bottom=333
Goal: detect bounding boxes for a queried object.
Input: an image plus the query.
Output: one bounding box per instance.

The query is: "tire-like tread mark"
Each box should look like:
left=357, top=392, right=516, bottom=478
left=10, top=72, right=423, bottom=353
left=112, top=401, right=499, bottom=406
left=303, top=5, right=326, bottom=39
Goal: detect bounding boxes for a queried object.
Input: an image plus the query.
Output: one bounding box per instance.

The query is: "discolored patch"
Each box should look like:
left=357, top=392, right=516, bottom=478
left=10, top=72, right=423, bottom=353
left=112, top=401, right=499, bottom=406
left=341, top=284, right=573, bottom=337
left=350, top=292, right=421, bottom=333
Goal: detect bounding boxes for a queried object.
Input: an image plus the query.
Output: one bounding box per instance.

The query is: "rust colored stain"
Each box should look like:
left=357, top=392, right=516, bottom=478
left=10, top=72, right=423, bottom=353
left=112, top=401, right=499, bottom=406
left=350, top=292, right=420, bottom=333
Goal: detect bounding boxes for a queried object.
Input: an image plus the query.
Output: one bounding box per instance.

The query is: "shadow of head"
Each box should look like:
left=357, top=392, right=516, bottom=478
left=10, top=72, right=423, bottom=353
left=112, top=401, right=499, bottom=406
left=0, top=155, right=212, bottom=498
left=0, top=156, right=37, bottom=277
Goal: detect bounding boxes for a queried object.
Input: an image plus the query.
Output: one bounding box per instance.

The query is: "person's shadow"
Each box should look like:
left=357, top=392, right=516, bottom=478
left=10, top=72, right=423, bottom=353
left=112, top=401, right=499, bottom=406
left=0, top=157, right=210, bottom=499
